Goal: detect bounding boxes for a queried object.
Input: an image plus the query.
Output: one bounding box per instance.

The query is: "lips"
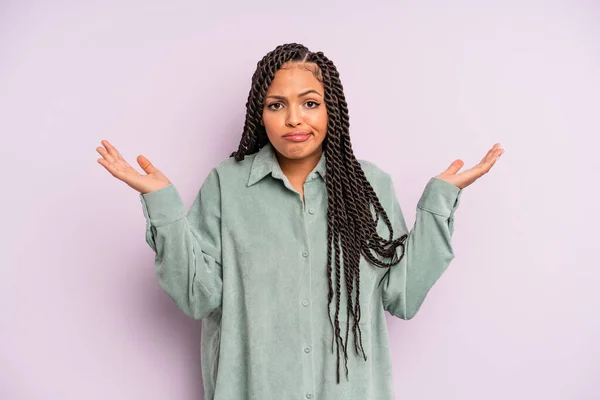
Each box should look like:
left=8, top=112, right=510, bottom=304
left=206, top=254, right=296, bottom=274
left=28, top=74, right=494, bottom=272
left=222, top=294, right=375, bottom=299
left=283, top=133, right=311, bottom=142
left=282, top=131, right=311, bottom=142
left=283, top=131, right=310, bottom=137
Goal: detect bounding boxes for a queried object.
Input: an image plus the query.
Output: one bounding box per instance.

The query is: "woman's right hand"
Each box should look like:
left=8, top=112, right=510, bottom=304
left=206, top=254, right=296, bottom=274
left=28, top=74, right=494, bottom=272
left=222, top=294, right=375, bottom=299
left=96, top=140, right=172, bottom=194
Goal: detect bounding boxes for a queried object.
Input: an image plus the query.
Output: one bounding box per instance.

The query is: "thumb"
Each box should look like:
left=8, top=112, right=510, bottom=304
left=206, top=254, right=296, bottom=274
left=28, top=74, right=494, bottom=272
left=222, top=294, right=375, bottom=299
left=137, top=155, right=159, bottom=175
left=444, top=159, right=464, bottom=175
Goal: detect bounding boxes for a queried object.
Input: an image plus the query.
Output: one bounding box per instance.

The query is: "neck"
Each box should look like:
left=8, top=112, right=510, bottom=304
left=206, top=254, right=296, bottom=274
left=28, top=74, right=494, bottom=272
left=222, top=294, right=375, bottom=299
left=275, top=146, right=323, bottom=184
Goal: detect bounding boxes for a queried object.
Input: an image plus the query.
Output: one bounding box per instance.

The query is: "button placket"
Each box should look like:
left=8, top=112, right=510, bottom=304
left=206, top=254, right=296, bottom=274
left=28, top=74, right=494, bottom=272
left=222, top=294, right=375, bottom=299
left=300, top=180, right=318, bottom=400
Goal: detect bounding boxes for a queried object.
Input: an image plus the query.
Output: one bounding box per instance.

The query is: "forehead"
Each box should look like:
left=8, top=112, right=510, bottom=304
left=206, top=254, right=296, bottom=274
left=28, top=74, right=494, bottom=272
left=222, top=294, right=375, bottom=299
left=266, top=63, right=323, bottom=94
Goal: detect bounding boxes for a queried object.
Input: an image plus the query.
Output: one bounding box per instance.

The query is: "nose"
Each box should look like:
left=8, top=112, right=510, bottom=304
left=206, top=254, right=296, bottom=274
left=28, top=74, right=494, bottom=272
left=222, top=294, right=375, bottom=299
left=285, top=105, right=302, bottom=127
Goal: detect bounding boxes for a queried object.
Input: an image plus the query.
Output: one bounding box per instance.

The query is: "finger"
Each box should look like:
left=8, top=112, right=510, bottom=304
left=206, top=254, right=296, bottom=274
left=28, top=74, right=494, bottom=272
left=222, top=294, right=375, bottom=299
left=479, top=151, right=502, bottom=174
left=97, top=157, right=121, bottom=178
left=485, top=145, right=504, bottom=165
left=477, top=143, right=502, bottom=167
left=137, top=155, right=158, bottom=175
left=96, top=145, right=115, bottom=163
left=444, top=159, right=464, bottom=175
left=101, top=140, right=125, bottom=161
left=480, top=144, right=498, bottom=164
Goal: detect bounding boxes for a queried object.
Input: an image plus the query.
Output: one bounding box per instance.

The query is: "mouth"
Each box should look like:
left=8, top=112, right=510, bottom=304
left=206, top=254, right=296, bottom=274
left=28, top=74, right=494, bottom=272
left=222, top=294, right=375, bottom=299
left=282, top=131, right=311, bottom=142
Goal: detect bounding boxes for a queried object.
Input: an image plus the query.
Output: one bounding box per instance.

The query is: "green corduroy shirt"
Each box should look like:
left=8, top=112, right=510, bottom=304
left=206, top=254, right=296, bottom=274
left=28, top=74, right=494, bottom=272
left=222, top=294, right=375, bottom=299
left=139, top=142, right=462, bottom=400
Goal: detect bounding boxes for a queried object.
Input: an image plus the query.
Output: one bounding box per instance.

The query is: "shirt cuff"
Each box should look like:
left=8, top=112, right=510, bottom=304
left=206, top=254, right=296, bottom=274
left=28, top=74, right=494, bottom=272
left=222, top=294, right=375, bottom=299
left=139, top=183, right=187, bottom=226
left=416, top=177, right=462, bottom=218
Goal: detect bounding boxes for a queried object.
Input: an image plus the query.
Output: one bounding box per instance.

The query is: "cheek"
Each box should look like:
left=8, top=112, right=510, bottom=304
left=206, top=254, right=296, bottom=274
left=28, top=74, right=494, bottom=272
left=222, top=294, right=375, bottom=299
left=303, top=108, right=327, bottom=126
left=262, top=113, right=282, bottom=130
left=314, top=110, right=329, bottom=133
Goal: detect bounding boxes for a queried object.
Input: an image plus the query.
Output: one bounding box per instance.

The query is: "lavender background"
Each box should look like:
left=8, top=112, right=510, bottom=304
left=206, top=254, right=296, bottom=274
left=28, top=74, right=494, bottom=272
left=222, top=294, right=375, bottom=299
left=1, top=1, right=598, bottom=399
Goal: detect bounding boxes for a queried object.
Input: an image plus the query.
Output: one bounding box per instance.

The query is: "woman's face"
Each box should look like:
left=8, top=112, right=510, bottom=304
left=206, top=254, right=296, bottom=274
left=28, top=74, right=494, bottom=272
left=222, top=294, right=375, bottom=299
left=262, top=62, right=328, bottom=160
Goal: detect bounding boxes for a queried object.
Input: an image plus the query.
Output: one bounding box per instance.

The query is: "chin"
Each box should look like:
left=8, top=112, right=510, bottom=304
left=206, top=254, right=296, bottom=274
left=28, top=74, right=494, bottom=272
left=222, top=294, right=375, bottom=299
left=273, top=140, right=322, bottom=160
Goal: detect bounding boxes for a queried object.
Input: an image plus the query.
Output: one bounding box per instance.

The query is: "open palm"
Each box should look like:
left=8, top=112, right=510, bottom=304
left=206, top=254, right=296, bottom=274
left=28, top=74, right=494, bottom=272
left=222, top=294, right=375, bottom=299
left=96, top=140, right=171, bottom=194
left=435, top=143, right=504, bottom=190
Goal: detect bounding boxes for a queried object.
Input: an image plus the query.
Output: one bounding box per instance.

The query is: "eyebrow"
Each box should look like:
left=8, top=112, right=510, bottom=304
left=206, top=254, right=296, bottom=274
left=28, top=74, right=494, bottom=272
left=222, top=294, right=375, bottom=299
left=265, top=89, right=323, bottom=100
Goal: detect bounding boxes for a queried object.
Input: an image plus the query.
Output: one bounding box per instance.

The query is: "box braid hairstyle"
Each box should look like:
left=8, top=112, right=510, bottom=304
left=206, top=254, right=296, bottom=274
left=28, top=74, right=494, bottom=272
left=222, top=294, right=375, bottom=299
left=230, top=43, right=408, bottom=384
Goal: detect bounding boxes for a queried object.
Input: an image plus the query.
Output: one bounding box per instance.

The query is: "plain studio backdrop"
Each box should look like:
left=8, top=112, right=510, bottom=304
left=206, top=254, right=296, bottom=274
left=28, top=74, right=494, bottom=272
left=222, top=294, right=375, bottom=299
left=1, top=1, right=598, bottom=399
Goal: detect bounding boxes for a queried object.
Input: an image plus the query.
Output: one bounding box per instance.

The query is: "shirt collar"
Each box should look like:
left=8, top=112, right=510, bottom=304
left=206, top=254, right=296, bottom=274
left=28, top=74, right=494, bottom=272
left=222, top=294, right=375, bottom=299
left=246, top=142, right=327, bottom=187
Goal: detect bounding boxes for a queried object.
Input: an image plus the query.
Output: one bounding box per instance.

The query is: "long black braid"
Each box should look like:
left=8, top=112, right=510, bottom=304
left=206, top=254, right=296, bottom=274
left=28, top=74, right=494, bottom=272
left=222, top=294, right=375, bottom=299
left=230, top=43, right=408, bottom=384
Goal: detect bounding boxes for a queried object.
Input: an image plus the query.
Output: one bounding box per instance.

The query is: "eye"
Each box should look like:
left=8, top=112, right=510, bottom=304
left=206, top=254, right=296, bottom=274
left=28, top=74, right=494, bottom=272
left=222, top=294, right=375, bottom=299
left=267, top=102, right=283, bottom=111
left=305, top=101, right=321, bottom=109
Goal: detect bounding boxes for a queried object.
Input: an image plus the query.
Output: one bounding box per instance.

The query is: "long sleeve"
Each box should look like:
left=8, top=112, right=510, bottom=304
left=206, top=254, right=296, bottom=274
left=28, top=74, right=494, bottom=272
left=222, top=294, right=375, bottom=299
left=381, top=176, right=462, bottom=320
left=139, top=168, right=223, bottom=320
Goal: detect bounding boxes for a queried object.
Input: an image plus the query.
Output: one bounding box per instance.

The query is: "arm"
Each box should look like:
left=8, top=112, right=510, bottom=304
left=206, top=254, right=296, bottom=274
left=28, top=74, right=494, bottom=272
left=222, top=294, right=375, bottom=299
left=139, top=168, right=223, bottom=320
left=381, top=176, right=462, bottom=320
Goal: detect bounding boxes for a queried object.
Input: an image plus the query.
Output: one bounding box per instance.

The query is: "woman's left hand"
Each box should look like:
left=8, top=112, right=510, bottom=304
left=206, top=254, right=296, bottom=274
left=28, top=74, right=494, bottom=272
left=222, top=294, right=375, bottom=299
left=435, top=143, right=504, bottom=190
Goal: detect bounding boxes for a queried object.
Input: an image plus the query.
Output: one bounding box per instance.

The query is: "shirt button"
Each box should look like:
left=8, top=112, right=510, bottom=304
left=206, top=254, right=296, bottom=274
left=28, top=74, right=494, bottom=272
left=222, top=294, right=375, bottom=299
left=302, top=251, right=309, bottom=258
left=304, top=346, right=311, bottom=353
left=302, top=300, right=309, bottom=307
left=308, top=208, right=315, bottom=215
left=306, top=393, right=313, bottom=399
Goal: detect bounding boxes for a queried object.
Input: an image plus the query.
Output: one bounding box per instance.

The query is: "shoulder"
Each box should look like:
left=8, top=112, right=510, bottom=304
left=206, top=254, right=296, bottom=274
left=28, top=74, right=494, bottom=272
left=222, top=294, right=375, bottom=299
left=357, top=158, right=393, bottom=188
left=199, top=153, right=257, bottom=190
left=356, top=158, right=397, bottom=208
left=213, top=153, right=255, bottom=175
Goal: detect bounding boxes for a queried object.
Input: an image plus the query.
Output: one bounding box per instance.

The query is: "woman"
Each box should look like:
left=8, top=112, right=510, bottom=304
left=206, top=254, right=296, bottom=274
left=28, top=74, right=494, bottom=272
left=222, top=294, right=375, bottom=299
left=97, top=43, right=504, bottom=400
